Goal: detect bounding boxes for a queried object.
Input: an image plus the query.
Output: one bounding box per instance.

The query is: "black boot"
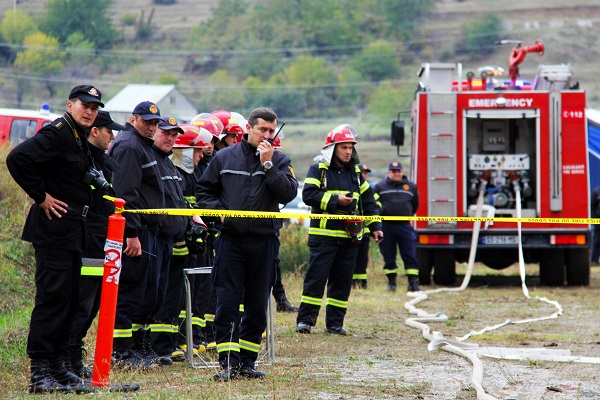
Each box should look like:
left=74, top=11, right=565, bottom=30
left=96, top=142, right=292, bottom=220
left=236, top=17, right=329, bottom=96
left=49, top=356, right=94, bottom=393
left=386, top=274, right=397, bottom=292
left=407, top=275, right=423, bottom=292
left=113, top=336, right=152, bottom=370
left=68, top=345, right=92, bottom=379
left=29, top=359, right=71, bottom=394
left=276, top=295, right=299, bottom=313
left=137, top=328, right=172, bottom=366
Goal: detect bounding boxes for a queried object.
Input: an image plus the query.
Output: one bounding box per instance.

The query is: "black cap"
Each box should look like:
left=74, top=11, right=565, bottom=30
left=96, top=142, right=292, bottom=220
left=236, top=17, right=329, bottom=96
left=388, top=161, right=403, bottom=170
left=132, top=101, right=161, bottom=120
left=157, top=116, right=184, bottom=134
left=358, top=163, right=371, bottom=173
left=69, top=85, right=104, bottom=107
left=92, top=110, right=125, bottom=131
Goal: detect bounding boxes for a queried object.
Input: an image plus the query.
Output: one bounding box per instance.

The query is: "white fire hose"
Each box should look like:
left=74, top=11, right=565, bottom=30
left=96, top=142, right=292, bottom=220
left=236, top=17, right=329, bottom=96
left=404, top=187, right=600, bottom=400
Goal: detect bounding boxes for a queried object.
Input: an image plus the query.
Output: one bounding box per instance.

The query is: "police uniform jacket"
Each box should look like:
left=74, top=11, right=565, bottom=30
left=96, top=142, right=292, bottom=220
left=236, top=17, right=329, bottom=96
left=374, top=176, right=419, bottom=220
left=303, top=160, right=381, bottom=239
left=6, top=112, right=92, bottom=251
left=108, top=122, right=165, bottom=237
left=152, top=146, right=187, bottom=240
left=196, top=138, right=298, bottom=239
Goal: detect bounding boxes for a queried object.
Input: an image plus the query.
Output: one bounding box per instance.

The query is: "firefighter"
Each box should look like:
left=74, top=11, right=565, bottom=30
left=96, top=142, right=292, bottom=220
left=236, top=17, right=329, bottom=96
left=296, top=125, right=382, bottom=335
left=211, top=109, right=246, bottom=150
left=67, top=111, right=123, bottom=378
left=197, top=107, right=298, bottom=381
left=352, top=163, right=373, bottom=289
left=108, top=101, right=166, bottom=369
left=6, top=85, right=104, bottom=394
left=374, top=161, right=422, bottom=292
left=191, top=115, right=224, bottom=351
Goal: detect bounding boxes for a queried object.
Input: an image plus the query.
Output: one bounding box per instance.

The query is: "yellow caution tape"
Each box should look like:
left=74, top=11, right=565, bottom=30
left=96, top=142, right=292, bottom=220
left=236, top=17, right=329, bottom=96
left=115, top=208, right=596, bottom=225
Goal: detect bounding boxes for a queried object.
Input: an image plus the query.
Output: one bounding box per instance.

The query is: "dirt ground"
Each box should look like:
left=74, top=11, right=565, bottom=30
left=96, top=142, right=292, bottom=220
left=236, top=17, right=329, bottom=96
left=319, top=267, right=600, bottom=400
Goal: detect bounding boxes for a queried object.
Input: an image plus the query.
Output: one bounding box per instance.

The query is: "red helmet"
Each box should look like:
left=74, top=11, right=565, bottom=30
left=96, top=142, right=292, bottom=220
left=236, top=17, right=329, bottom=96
left=212, top=110, right=247, bottom=135
left=192, top=113, right=223, bottom=136
left=194, top=127, right=215, bottom=148
left=192, top=118, right=221, bottom=139
left=273, top=136, right=282, bottom=149
left=174, top=124, right=203, bottom=148
left=323, top=124, right=359, bottom=149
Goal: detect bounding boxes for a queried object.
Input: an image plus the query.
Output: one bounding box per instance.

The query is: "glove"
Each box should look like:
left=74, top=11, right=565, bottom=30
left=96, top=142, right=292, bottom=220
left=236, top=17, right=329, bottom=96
left=186, top=216, right=208, bottom=256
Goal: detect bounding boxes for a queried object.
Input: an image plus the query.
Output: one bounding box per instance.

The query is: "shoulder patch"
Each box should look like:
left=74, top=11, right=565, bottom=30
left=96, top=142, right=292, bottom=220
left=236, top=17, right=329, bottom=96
left=288, top=165, right=296, bottom=179
left=403, top=184, right=409, bottom=190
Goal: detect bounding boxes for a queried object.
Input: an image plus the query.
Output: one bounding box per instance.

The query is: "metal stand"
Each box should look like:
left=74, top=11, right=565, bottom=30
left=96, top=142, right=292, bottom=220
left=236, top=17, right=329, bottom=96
left=182, top=267, right=275, bottom=369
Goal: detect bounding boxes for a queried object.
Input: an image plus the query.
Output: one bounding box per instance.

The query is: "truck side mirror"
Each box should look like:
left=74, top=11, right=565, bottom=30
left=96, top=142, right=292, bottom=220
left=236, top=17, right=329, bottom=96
left=391, top=120, right=405, bottom=147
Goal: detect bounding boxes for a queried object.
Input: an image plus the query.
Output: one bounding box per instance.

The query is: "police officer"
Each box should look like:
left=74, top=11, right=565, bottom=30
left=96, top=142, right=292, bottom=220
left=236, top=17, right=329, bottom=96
left=108, top=101, right=166, bottom=369
left=197, top=107, right=298, bottom=381
left=7, top=85, right=103, bottom=394
left=67, top=111, right=123, bottom=378
left=296, top=125, right=382, bottom=336
left=374, top=161, right=422, bottom=292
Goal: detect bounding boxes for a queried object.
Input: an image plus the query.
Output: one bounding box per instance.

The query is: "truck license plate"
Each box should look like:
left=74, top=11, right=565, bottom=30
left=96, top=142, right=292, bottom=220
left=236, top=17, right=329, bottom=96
left=482, top=236, right=518, bottom=245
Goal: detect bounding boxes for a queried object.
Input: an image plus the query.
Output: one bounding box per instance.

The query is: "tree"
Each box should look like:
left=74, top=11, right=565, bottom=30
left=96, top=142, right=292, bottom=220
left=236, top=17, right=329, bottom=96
left=14, top=32, right=66, bottom=97
left=39, top=0, right=118, bottom=49
left=458, top=13, right=504, bottom=57
left=351, top=39, right=400, bottom=82
left=0, top=8, right=37, bottom=61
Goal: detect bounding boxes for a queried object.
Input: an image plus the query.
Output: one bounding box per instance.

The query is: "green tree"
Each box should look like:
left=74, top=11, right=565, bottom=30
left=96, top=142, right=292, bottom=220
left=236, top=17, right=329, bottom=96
left=64, top=32, right=96, bottom=65
left=14, top=32, right=65, bottom=97
left=0, top=8, right=37, bottom=61
left=39, top=0, right=118, bottom=49
left=351, top=39, right=400, bottom=82
left=459, top=13, right=504, bottom=57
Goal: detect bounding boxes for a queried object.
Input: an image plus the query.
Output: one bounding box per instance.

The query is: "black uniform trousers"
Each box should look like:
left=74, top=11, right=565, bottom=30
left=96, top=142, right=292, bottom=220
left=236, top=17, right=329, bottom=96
left=379, top=222, right=419, bottom=276
left=114, top=229, right=159, bottom=342
left=213, top=235, right=277, bottom=369
left=146, top=232, right=173, bottom=324
left=28, top=245, right=82, bottom=359
left=297, top=235, right=359, bottom=329
left=186, top=252, right=210, bottom=346
left=353, top=235, right=371, bottom=284
left=150, top=249, right=188, bottom=356
left=68, top=276, right=102, bottom=349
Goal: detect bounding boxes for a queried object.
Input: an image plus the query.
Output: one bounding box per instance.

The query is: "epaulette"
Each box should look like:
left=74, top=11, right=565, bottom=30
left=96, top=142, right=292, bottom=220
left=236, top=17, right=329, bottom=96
left=53, top=120, right=63, bottom=128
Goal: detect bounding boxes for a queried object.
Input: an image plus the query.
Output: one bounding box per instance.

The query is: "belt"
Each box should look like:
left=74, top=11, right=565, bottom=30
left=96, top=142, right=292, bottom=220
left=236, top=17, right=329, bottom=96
left=68, top=203, right=90, bottom=217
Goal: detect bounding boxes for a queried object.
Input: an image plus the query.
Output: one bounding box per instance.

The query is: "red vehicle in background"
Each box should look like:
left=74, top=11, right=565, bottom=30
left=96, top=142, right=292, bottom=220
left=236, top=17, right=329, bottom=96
left=0, top=103, right=60, bottom=146
left=391, top=40, right=590, bottom=286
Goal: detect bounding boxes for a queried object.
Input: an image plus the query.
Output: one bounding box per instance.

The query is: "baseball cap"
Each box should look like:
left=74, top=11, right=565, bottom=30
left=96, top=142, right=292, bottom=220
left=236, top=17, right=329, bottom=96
left=157, top=116, right=184, bottom=134
left=132, top=101, right=161, bottom=120
left=358, top=163, right=371, bottom=173
left=69, top=85, right=104, bottom=107
left=92, top=110, right=125, bottom=131
left=388, top=161, right=403, bottom=170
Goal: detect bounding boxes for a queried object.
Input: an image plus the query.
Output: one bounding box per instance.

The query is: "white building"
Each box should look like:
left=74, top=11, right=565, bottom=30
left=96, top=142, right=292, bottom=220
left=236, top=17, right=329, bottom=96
left=103, top=84, right=198, bottom=125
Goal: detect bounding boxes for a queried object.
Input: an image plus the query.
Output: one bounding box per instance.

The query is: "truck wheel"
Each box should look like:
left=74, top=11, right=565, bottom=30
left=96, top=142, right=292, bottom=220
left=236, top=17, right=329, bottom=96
left=433, top=249, right=456, bottom=286
left=539, top=249, right=565, bottom=286
left=566, top=248, right=590, bottom=286
left=417, top=248, right=432, bottom=285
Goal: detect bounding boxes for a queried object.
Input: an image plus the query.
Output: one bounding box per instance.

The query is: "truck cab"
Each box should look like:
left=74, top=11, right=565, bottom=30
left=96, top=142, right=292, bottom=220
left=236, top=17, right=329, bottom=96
left=0, top=105, right=60, bottom=146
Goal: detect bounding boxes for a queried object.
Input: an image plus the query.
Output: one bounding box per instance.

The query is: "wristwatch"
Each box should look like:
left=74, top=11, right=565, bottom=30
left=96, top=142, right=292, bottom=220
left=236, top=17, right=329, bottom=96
left=263, top=160, right=273, bottom=170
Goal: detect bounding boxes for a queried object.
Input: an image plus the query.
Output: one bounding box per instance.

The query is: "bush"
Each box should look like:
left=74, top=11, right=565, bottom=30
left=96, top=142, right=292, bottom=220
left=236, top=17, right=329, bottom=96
left=279, top=224, right=309, bottom=274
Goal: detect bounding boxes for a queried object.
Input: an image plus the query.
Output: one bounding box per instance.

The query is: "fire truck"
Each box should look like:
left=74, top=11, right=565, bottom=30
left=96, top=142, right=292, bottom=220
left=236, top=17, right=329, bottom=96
left=392, top=40, right=590, bottom=286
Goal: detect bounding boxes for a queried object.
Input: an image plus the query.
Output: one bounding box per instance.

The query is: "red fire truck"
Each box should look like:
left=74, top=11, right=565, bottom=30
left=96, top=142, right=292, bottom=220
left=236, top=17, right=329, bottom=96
left=0, top=104, right=60, bottom=147
left=392, top=40, right=590, bottom=286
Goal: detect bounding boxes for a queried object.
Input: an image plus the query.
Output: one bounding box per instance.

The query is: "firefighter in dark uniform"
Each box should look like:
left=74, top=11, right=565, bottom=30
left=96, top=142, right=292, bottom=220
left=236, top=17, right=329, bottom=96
left=144, top=117, right=190, bottom=366
left=374, top=161, right=422, bottom=292
left=6, top=85, right=104, bottom=394
left=108, top=101, right=166, bottom=369
left=197, top=107, right=298, bottom=381
left=296, top=125, right=382, bottom=336
left=67, top=111, right=123, bottom=378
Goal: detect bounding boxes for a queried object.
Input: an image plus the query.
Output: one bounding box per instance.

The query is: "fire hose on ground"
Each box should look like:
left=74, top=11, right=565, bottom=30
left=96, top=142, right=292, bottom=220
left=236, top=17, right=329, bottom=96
left=404, top=187, right=600, bottom=400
